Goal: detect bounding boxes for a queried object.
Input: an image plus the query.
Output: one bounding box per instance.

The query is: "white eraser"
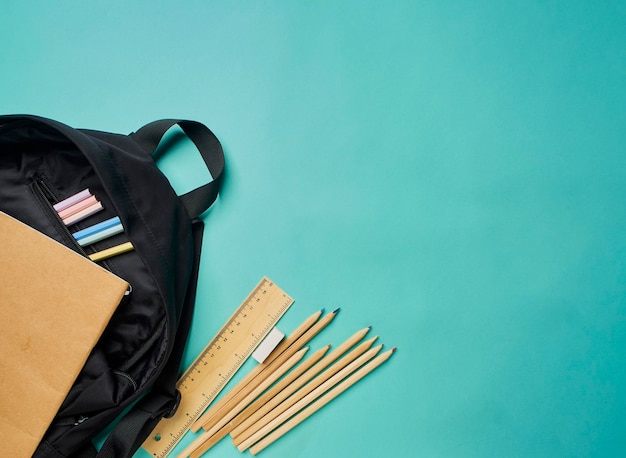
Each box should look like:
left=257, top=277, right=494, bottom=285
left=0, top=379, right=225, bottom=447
left=252, top=327, right=285, bottom=363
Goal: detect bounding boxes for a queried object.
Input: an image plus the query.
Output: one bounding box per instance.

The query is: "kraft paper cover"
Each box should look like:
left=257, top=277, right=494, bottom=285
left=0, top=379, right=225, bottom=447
left=0, top=211, right=129, bottom=456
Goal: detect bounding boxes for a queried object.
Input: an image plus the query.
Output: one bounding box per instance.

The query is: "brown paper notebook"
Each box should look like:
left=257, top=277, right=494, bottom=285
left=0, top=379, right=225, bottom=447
left=0, top=211, right=129, bottom=456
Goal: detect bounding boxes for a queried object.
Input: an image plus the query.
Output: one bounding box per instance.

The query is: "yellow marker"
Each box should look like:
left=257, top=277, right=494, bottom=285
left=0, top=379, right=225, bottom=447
left=88, top=241, right=134, bottom=262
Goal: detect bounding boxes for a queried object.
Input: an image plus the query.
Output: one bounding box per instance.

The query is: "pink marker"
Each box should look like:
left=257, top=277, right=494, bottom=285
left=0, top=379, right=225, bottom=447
left=53, top=188, right=92, bottom=212
left=62, top=201, right=103, bottom=226
left=57, top=195, right=99, bottom=219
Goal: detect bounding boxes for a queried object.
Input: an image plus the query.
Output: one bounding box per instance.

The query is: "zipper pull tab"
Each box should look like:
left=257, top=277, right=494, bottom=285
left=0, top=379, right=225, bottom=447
left=35, top=178, right=58, bottom=203
left=73, top=415, right=89, bottom=426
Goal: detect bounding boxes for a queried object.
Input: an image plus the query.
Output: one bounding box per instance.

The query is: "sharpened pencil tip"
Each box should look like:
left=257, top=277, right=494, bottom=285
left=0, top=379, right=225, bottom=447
left=333, top=307, right=341, bottom=314
left=320, top=308, right=325, bottom=314
left=392, top=347, right=397, bottom=353
left=368, top=325, right=372, bottom=330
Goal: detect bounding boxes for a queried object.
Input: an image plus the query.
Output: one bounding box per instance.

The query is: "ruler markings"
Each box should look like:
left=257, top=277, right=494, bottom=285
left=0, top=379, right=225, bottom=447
left=142, top=278, right=293, bottom=457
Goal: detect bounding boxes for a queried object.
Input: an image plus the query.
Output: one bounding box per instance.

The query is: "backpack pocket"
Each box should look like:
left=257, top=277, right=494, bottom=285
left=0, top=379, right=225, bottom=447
left=0, top=150, right=170, bottom=437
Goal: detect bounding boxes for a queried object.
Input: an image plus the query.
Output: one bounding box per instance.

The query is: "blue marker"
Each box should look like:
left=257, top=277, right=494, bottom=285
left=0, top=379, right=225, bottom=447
left=77, top=223, right=124, bottom=247
left=72, top=216, right=122, bottom=240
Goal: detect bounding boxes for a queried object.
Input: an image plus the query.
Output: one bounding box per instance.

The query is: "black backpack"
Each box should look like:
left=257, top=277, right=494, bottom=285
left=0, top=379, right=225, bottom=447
left=0, top=115, right=225, bottom=457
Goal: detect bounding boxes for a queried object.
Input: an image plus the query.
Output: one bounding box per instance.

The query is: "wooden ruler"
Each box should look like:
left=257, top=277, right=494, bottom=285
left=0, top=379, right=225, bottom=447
left=142, top=277, right=294, bottom=457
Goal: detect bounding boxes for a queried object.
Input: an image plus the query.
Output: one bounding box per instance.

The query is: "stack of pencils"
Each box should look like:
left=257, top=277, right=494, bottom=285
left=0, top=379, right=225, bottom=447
left=177, top=308, right=396, bottom=456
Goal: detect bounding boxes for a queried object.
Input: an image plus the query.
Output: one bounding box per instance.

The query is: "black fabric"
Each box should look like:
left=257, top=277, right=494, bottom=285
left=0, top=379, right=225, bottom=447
left=95, top=220, right=204, bottom=458
left=0, top=115, right=224, bottom=458
left=129, top=119, right=225, bottom=219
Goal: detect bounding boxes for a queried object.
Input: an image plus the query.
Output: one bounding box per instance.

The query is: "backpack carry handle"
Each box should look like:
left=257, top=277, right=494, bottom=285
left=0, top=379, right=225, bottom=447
left=130, top=120, right=225, bottom=219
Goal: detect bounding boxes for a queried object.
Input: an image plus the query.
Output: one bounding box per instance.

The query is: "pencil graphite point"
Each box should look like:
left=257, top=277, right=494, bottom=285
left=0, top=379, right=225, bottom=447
left=332, top=307, right=341, bottom=314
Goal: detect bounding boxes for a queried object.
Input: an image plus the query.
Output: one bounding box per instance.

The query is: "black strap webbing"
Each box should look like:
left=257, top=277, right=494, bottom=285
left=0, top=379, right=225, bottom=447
left=130, top=120, right=225, bottom=219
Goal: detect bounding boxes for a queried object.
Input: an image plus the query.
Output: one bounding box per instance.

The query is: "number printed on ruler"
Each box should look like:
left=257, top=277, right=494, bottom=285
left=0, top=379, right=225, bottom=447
left=142, top=277, right=294, bottom=458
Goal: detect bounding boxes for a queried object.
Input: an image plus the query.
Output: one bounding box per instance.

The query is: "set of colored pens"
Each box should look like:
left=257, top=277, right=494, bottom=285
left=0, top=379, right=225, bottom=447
left=53, top=188, right=103, bottom=226
left=176, top=309, right=396, bottom=457
left=54, top=189, right=134, bottom=262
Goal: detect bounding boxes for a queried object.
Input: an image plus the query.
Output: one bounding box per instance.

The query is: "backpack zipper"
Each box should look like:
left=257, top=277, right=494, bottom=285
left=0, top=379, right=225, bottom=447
left=31, top=178, right=115, bottom=272
left=31, top=179, right=87, bottom=255
left=36, top=178, right=58, bottom=203
left=55, top=415, right=89, bottom=427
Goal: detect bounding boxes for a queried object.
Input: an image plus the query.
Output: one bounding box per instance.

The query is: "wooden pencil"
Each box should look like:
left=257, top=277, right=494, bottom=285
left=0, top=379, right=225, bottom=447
left=249, top=348, right=396, bottom=455
left=199, top=308, right=339, bottom=432
left=177, top=348, right=308, bottom=458
left=229, top=343, right=331, bottom=428
left=204, top=347, right=309, bottom=437
left=188, top=425, right=230, bottom=458
left=230, top=332, right=377, bottom=442
left=230, top=326, right=371, bottom=434
left=190, top=308, right=324, bottom=433
left=181, top=345, right=330, bottom=457
left=235, top=344, right=383, bottom=451
left=264, top=310, right=326, bottom=366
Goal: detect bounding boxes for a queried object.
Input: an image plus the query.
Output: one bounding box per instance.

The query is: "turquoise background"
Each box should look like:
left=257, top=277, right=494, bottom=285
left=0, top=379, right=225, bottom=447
left=2, top=1, right=626, bottom=457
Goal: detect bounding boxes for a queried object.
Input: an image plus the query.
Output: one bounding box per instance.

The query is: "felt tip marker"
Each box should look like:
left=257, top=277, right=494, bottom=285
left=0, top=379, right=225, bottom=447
left=53, top=188, right=91, bottom=212
left=62, top=201, right=103, bottom=226
left=77, top=223, right=124, bottom=247
left=57, top=195, right=99, bottom=219
left=73, top=216, right=122, bottom=240
left=88, top=241, right=134, bottom=262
